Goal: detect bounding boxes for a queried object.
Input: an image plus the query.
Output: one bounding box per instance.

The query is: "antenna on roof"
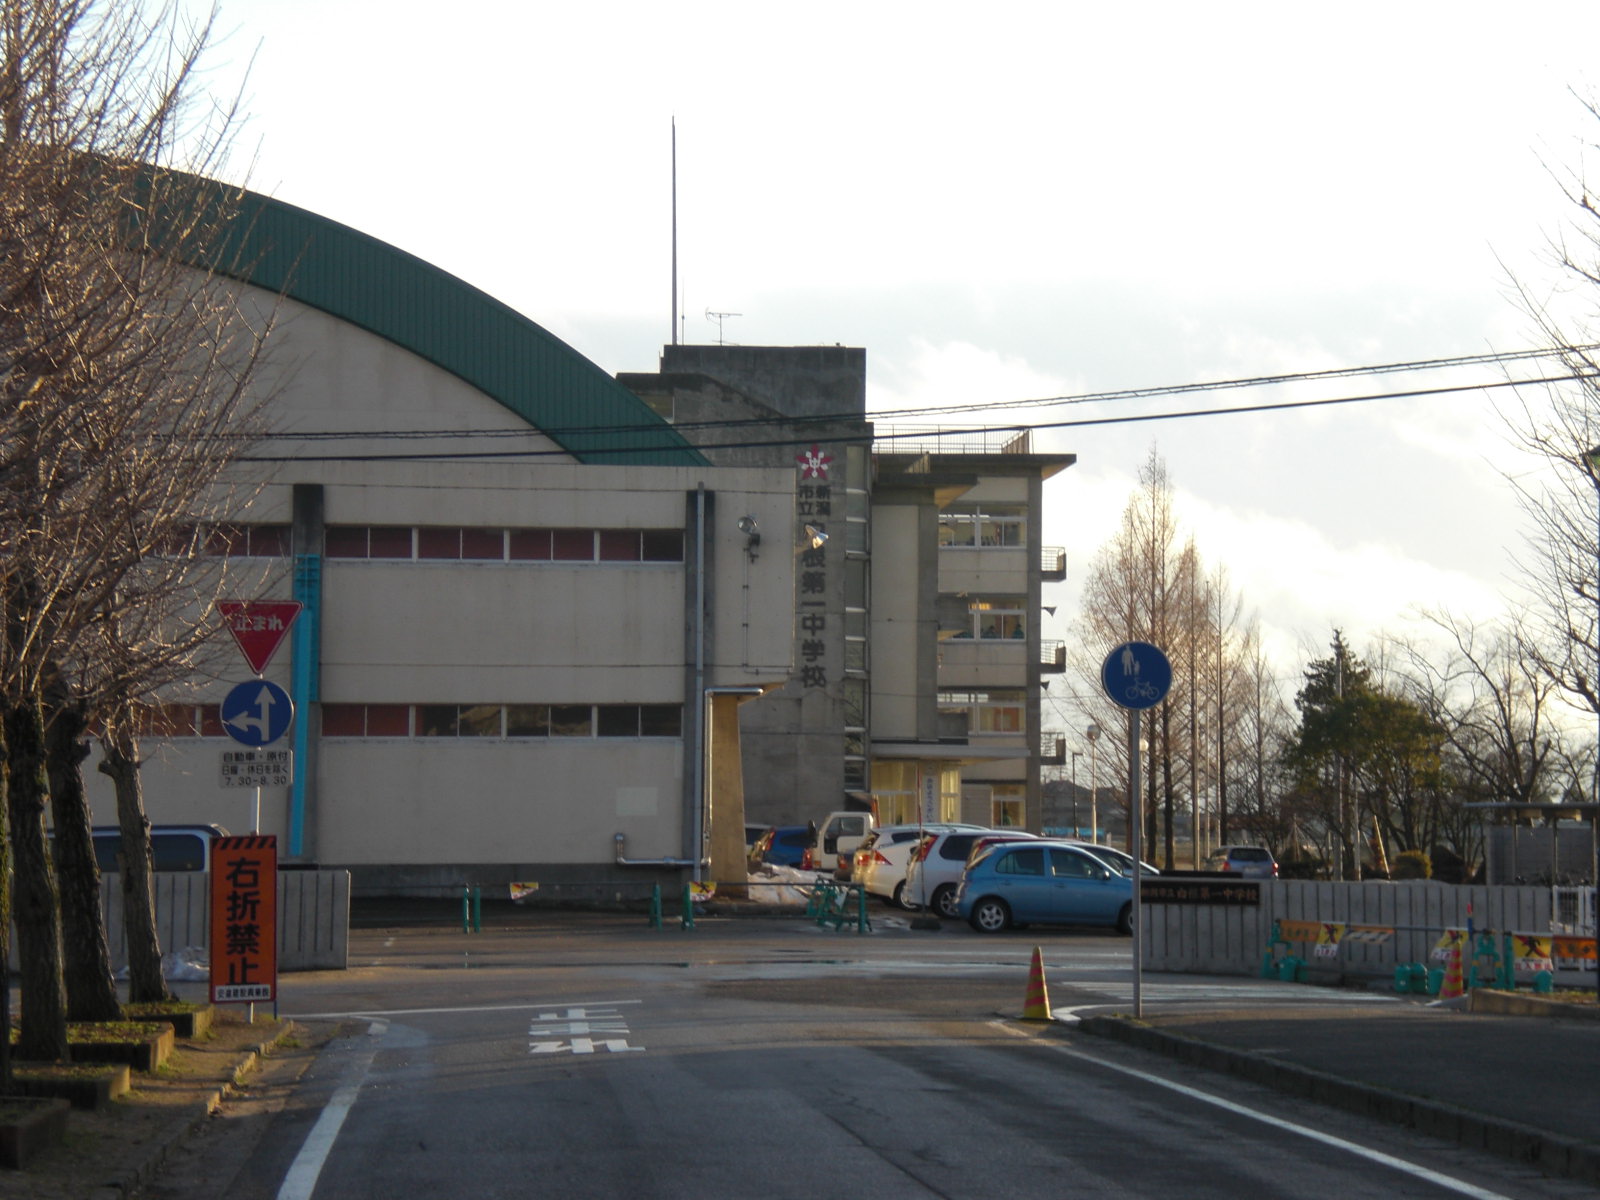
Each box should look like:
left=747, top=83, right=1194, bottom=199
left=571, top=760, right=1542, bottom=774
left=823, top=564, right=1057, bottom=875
left=706, top=309, right=740, bottom=346
left=670, top=117, right=678, bottom=347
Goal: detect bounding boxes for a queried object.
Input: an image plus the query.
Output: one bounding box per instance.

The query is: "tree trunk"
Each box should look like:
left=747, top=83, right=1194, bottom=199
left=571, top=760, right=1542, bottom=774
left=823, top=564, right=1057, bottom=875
left=99, top=729, right=171, bottom=1004
left=5, top=700, right=69, bottom=1062
left=0, top=708, right=15, bottom=1089
left=44, top=692, right=121, bottom=1021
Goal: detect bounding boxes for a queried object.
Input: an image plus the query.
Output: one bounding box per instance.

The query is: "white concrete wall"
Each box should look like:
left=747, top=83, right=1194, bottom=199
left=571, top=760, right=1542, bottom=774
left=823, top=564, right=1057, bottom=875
left=82, top=292, right=797, bottom=874
left=869, top=504, right=924, bottom=740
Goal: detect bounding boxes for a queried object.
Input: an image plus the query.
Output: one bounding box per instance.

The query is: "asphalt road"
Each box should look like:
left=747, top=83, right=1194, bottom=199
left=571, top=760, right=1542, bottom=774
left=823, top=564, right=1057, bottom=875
left=139, top=911, right=1598, bottom=1200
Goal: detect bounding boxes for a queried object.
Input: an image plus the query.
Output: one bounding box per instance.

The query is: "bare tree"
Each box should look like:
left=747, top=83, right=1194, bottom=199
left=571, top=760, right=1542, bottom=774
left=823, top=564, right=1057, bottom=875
left=1, top=0, right=269, bottom=1063
left=1499, top=96, right=1600, bottom=779
left=1075, top=447, right=1188, bottom=864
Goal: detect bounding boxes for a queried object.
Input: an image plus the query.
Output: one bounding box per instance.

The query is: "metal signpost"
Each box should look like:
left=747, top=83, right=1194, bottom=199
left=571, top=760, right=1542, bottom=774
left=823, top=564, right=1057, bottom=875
left=217, top=600, right=301, bottom=834
left=1101, top=640, right=1172, bottom=1018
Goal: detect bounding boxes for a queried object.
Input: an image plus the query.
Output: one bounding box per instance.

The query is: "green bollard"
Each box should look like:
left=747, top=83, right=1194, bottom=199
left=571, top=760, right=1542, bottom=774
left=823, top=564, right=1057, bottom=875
left=462, top=885, right=471, bottom=933
left=649, top=884, right=663, bottom=929
left=856, top=884, right=869, bottom=933
left=680, top=882, right=695, bottom=930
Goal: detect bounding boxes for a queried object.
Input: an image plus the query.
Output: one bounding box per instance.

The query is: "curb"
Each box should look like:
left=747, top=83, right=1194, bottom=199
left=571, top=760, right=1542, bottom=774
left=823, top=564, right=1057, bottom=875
left=1076, top=1015, right=1600, bottom=1187
left=95, top=1020, right=297, bottom=1199
left=1469, top=989, right=1600, bottom=1021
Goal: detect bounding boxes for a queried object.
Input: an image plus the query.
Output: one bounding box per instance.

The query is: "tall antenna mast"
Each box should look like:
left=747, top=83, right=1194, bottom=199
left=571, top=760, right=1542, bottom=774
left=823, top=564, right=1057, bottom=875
left=670, top=117, right=678, bottom=346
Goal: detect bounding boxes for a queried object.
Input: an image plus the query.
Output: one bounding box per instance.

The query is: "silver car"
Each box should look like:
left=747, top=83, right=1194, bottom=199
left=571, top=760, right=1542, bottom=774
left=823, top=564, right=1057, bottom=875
left=1203, top=844, right=1278, bottom=878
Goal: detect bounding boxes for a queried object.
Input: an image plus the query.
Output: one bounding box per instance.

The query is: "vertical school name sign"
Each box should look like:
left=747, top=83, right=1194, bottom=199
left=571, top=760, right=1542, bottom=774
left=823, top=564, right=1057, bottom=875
left=210, top=835, right=278, bottom=1003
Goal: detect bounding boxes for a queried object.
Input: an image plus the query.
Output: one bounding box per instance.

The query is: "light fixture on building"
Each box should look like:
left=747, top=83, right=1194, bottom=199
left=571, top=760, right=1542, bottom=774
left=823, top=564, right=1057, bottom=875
left=1042, top=605, right=1056, bottom=617
left=802, top=523, right=828, bottom=550
left=737, top=515, right=761, bottom=558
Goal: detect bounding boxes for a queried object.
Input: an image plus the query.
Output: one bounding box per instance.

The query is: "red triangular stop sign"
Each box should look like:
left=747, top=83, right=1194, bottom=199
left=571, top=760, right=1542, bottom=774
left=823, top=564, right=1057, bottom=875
left=219, top=600, right=302, bottom=674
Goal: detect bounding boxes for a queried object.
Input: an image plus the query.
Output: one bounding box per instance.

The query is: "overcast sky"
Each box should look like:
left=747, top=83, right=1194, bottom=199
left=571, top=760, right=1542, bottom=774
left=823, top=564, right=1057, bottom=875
left=181, top=0, right=1600, bottom=705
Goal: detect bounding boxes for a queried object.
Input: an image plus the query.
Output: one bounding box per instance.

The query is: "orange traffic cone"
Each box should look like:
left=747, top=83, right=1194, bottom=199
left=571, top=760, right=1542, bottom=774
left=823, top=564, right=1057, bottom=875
left=1439, top=941, right=1464, bottom=1000
left=1022, top=945, right=1052, bottom=1021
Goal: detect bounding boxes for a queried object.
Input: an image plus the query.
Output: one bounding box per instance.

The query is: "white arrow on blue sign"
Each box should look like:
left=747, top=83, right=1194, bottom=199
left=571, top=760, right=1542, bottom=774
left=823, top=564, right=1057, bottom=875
left=221, top=679, right=294, bottom=747
left=1101, top=641, right=1172, bottom=711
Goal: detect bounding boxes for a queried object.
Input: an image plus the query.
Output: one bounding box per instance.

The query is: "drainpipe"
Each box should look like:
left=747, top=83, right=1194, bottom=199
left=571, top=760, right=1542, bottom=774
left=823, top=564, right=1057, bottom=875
left=613, top=831, right=697, bottom=868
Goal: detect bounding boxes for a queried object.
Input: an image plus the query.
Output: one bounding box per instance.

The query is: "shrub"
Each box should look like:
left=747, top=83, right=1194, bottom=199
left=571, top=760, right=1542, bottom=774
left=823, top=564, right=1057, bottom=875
left=1392, top=849, right=1432, bottom=880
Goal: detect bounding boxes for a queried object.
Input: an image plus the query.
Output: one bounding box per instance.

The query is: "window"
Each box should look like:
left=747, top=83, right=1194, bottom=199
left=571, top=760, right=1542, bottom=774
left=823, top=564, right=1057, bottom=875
left=639, top=705, right=682, bottom=737
left=996, top=847, right=1045, bottom=876
left=506, top=704, right=549, bottom=736
left=552, top=530, right=594, bottom=560
left=938, top=505, right=1026, bottom=548
left=320, top=702, right=680, bottom=739
left=323, top=525, right=683, bottom=563
left=992, top=785, right=1025, bottom=827
left=549, top=704, right=593, bottom=737
left=1050, top=848, right=1098, bottom=878
left=939, top=689, right=1024, bottom=735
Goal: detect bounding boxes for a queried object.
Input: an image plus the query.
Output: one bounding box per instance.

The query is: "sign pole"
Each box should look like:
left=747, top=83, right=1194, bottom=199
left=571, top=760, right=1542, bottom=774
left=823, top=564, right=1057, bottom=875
left=1101, top=640, right=1171, bottom=1024
left=1129, top=708, right=1143, bottom=1019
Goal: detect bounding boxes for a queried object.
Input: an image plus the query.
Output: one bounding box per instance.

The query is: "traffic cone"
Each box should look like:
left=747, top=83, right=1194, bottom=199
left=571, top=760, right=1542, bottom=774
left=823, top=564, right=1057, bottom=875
left=1021, top=945, right=1052, bottom=1021
left=1439, top=941, right=1464, bottom=1000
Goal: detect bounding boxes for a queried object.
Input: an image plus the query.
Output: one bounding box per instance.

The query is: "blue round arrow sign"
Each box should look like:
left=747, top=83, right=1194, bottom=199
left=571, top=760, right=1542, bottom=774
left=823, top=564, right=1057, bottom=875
left=221, top=679, right=294, bottom=747
left=1101, top=641, right=1172, bottom=711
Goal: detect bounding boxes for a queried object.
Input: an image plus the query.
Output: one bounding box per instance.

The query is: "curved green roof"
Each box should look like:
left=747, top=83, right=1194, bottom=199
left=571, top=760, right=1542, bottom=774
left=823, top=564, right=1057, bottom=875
left=203, top=182, right=704, bottom=467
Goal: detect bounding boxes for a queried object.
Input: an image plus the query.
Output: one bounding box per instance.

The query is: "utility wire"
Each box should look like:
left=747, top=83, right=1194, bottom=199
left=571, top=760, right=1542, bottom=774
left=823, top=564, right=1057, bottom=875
left=236, top=369, right=1597, bottom=464
left=233, top=342, right=1600, bottom=446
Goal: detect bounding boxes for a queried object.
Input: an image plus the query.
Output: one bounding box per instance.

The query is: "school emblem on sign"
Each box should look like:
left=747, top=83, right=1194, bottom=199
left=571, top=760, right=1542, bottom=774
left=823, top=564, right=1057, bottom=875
left=796, top=444, right=833, bottom=480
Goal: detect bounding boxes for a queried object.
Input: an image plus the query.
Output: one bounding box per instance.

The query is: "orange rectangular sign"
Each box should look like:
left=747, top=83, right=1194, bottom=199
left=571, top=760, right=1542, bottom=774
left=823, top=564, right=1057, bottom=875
left=209, top=835, right=278, bottom=1003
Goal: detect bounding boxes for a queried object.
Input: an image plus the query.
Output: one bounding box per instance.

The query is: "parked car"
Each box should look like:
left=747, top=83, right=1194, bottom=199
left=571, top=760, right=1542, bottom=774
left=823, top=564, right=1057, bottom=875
left=1056, top=841, right=1160, bottom=878
left=902, top=828, right=1040, bottom=918
left=745, top=823, right=768, bottom=849
left=852, top=823, right=987, bottom=908
left=747, top=825, right=816, bottom=872
left=956, top=840, right=1134, bottom=934
left=66, top=824, right=229, bottom=874
left=1204, top=844, right=1278, bottom=878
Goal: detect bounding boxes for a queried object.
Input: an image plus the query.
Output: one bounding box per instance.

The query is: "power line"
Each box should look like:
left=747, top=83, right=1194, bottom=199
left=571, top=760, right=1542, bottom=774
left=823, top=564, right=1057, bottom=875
left=235, top=368, right=1596, bottom=464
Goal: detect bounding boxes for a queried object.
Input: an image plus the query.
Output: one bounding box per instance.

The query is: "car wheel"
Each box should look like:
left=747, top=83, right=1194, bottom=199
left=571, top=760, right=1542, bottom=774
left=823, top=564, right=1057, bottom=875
left=892, top=881, right=914, bottom=910
left=1116, top=902, right=1133, bottom=936
left=969, top=897, right=1011, bottom=933
left=931, top=884, right=960, bottom=920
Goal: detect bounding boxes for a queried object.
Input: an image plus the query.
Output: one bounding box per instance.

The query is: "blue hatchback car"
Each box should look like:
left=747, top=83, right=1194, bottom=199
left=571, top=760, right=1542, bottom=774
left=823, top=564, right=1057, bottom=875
left=956, top=841, right=1133, bottom=934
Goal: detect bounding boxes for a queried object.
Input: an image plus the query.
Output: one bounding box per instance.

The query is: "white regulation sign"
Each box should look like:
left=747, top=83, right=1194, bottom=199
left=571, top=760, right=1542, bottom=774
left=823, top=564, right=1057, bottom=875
left=220, top=748, right=294, bottom=789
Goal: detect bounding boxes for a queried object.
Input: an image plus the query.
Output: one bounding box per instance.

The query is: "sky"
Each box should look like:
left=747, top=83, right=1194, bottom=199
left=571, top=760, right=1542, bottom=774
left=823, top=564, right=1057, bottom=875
left=172, top=0, right=1600, bottom=704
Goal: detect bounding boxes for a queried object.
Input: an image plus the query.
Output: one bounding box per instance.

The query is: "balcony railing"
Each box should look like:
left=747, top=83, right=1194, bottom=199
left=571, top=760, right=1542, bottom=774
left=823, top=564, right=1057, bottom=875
left=1039, top=733, right=1065, bottom=764
left=1041, top=546, right=1066, bottom=581
left=1040, top=639, right=1065, bottom=673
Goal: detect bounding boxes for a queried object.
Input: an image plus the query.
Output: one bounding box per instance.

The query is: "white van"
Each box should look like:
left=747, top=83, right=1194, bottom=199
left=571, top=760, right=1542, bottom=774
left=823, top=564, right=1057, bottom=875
left=89, top=824, right=228, bottom=873
left=805, top=811, right=875, bottom=879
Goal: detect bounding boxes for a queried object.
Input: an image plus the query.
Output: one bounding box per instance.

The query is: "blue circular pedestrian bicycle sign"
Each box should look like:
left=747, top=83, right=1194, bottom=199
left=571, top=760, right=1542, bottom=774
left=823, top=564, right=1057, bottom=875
left=221, top=679, right=294, bottom=747
left=1101, top=641, right=1172, bottom=711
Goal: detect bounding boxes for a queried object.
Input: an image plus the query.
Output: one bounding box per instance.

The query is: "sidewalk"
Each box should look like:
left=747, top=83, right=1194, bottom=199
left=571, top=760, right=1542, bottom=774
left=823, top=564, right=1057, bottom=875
left=1076, top=990, right=1600, bottom=1187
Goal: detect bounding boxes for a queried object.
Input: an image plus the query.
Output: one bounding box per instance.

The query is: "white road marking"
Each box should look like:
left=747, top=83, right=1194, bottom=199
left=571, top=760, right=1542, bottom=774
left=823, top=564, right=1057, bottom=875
left=992, top=1021, right=1517, bottom=1200
left=289, top=998, right=641, bottom=1020
left=276, top=1018, right=388, bottom=1200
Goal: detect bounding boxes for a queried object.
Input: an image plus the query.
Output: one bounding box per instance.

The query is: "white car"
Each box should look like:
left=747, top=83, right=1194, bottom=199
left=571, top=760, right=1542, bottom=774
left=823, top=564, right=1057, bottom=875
left=903, top=828, right=1040, bottom=918
left=851, top=823, right=988, bottom=908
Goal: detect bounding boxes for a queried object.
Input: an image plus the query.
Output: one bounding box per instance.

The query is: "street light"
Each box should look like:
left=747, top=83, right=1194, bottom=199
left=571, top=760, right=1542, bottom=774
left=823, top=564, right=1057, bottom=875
left=1070, top=751, right=1082, bottom=836
left=1086, top=723, right=1101, bottom=844
left=1587, top=446, right=1600, bottom=992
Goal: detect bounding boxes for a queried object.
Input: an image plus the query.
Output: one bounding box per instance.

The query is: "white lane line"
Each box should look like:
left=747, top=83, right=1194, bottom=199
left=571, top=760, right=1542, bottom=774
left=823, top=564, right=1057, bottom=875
left=992, top=1022, right=1517, bottom=1200
left=276, top=1018, right=388, bottom=1200
left=288, top=999, right=642, bottom=1020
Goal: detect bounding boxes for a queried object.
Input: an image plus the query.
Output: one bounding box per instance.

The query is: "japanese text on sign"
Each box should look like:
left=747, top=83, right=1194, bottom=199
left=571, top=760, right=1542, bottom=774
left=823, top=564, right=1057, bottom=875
left=220, top=749, right=293, bottom=788
left=795, top=443, right=834, bottom=691
left=209, top=836, right=277, bottom=1003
